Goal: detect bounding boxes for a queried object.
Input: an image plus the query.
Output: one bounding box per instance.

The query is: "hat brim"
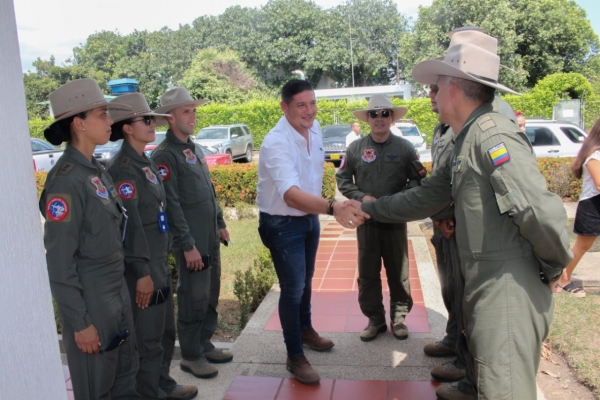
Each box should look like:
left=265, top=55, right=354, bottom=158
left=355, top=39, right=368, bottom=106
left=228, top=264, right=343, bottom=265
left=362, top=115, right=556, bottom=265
left=353, top=106, right=408, bottom=123
left=154, top=99, right=208, bottom=115
left=412, top=59, right=520, bottom=95
left=48, top=100, right=130, bottom=129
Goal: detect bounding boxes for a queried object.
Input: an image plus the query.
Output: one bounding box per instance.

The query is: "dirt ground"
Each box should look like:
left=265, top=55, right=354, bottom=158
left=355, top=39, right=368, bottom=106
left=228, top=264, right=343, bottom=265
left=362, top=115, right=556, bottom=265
left=421, top=224, right=597, bottom=400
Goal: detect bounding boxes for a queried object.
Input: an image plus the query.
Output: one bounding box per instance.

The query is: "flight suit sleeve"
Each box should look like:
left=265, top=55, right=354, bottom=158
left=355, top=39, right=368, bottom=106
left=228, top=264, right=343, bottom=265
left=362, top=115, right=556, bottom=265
left=215, top=196, right=226, bottom=229
left=336, top=141, right=368, bottom=200
left=430, top=138, right=455, bottom=221
left=113, top=176, right=151, bottom=279
left=405, top=146, right=427, bottom=189
left=478, top=128, right=572, bottom=278
left=152, top=152, right=195, bottom=250
left=40, top=179, right=91, bottom=332
left=362, top=166, right=453, bottom=223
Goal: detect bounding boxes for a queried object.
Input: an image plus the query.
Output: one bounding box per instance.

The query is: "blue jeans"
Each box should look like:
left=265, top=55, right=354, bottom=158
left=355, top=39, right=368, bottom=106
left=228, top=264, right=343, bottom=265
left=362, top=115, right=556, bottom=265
left=258, top=212, right=320, bottom=357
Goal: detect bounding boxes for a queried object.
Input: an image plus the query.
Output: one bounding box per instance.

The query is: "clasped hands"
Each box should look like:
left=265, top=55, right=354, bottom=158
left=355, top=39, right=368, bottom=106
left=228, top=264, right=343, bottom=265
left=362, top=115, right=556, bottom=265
left=333, top=198, right=372, bottom=228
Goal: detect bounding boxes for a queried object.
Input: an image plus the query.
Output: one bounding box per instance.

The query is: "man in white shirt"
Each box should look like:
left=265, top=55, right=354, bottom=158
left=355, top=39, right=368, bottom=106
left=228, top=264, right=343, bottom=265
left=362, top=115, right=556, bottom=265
left=257, top=79, right=368, bottom=385
left=345, top=121, right=361, bottom=148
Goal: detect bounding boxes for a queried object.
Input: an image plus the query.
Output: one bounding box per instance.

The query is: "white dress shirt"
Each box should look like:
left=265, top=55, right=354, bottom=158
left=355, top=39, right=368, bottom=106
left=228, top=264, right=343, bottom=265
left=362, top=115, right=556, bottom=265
left=257, top=116, right=324, bottom=216
left=346, top=131, right=360, bottom=148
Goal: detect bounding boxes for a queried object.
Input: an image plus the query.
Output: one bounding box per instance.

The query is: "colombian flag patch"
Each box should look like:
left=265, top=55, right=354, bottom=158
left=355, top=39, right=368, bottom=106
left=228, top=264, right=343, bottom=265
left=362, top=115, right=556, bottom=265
left=487, top=142, right=510, bottom=167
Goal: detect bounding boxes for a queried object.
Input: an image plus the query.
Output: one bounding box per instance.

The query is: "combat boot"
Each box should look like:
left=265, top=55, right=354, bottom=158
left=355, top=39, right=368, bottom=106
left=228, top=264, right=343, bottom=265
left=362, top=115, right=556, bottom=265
left=436, top=384, right=476, bottom=400
left=391, top=321, right=409, bottom=340
left=424, top=341, right=456, bottom=357
left=165, top=384, right=199, bottom=400
left=301, top=327, right=335, bottom=351
left=359, top=322, right=387, bottom=342
left=430, top=360, right=466, bottom=382
left=180, top=356, right=218, bottom=379
left=204, top=348, right=233, bottom=363
left=286, top=355, right=320, bottom=384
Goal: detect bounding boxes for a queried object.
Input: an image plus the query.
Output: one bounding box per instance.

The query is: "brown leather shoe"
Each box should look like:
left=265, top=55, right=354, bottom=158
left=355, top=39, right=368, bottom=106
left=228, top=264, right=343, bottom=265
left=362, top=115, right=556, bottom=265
left=301, top=327, right=335, bottom=351
left=424, top=341, right=456, bottom=357
left=436, top=384, right=476, bottom=400
left=430, top=361, right=466, bottom=382
left=286, top=355, right=320, bottom=384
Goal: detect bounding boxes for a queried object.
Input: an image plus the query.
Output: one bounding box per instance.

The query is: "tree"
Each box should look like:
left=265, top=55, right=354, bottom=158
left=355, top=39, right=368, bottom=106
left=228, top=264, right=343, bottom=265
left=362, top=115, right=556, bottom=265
left=512, top=0, right=599, bottom=87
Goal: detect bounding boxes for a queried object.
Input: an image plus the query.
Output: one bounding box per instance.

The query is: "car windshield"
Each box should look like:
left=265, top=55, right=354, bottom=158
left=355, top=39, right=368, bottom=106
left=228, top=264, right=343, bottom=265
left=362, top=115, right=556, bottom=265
left=322, top=126, right=350, bottom=138
left=148, top=132, right=166, bottom=145
left=31, top=139, right=56, bottom=152
left=396, top=125, right=420, bottom=136
left=196, top=144, right=215, bottom=156
left=197, top=128, right=228, bottom=140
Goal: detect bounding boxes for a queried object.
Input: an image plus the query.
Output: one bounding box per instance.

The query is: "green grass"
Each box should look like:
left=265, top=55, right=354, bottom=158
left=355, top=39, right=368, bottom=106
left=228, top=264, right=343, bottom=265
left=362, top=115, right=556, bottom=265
left=547, top=293, right=600, bottom=396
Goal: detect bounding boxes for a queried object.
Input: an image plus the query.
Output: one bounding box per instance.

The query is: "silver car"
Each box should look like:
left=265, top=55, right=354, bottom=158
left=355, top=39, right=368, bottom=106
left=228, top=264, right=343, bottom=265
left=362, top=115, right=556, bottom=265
left=194, top=124, right=254, bottom=162
left=525, top=119, right=586, bottom=158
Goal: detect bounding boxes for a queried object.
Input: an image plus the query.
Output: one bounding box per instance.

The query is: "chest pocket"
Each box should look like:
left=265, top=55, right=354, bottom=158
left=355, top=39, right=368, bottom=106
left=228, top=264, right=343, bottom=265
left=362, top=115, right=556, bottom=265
left=80, top=176, right=123, bottom=259
left=177, top=153, right=212, bottom=206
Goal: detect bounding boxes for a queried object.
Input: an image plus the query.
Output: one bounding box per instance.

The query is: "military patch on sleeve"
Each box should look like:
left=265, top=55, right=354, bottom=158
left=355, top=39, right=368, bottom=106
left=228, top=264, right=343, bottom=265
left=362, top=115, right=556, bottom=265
left=57, top=162, right=75, bottom=176
left=478, top=115, right=497, bottom=132
left=46, top=194, right=71, bottom=222
left=157, top=164, right=170, bottom=180
left=117, top=181, right=136, bottom=200
left=120, top=156, right=131, bottom=169
left=339, top=155, right=346, bottom=169
left=488, top=142, right=511, bottom=167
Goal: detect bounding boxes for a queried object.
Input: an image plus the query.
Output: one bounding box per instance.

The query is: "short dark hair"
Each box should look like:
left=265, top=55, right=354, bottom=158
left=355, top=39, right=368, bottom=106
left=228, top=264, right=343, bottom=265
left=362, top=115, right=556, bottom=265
left=281, top=79, right=313, bottom=104
left=446, top=76, right=495, bottom=104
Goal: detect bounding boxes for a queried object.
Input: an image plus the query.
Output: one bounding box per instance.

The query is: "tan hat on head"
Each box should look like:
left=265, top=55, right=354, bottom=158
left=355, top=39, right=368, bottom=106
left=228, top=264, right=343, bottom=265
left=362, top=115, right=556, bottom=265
left=108, top=93, right=170, bottom=141
left=447, top=25, right=485, bottom=37
left=412, top=37, right=520, bottom=95
left=44, top=78, right=129, bottom=145
left=353, top=94, right=408, bottom=123
left=154, top=87, right=207, bottom=114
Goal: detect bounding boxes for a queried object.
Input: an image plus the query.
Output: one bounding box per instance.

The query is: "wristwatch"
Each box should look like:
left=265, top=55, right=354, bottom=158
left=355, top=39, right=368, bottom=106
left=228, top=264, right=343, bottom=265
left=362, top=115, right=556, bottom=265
left=539, top=270, right=562, bottom=284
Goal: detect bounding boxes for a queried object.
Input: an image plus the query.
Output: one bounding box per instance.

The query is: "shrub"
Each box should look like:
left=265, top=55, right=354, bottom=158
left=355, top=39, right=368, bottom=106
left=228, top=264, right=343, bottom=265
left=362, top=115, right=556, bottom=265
left=35, top=171, right=48, bottom=198
left=233, top=248, right=277, bottom=330
left=322, top=162, right=337, bottom=200
left=234, top=201, right=256, bottom=220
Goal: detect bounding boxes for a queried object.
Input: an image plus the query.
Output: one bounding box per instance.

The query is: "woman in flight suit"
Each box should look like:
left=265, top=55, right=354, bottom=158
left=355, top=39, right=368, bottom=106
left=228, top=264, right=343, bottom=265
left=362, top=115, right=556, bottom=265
left=39, top=79, right=141, bottom=399
left=107, top=93, right=197, bottom=400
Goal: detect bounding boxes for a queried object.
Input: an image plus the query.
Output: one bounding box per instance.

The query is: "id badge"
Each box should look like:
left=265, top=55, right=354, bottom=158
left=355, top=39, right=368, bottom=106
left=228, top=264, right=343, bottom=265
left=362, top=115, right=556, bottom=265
left=158, top=211, right=169, bottom=233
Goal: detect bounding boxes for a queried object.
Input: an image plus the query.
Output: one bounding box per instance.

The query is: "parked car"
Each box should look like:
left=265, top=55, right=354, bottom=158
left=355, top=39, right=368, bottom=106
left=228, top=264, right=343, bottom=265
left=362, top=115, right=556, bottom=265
left=525, top=119, right=587, bottom=158
left=194, top=124, right=254, bottom=162
left=197, top=144, right=233, bottom=166
left=143, top=132, right=167, bottom=156
left=393, top=119, right=427, bottom=152
left=322, top=124, right=351, bottom=165
left=93, top=139, right=123, bottom=165
left=31, top=138, right=63, bottom=172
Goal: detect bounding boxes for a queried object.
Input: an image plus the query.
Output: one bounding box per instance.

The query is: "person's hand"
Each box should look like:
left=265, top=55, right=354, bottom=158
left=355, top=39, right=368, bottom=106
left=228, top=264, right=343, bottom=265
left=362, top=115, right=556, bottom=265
left=362, top=195, right=376, bottom=202
left=434, top=218, right=455, bottom=239
left=219, top=228, right=230, bottom=243
left=136, top=275, right=154, bottom=309
left=334, top=200, right=370, bottom=228
left=74, top=324, right=101, bottom=354
left=548, top=281, right=563, bottom=293
left=184, top=246, right=204, bottom=271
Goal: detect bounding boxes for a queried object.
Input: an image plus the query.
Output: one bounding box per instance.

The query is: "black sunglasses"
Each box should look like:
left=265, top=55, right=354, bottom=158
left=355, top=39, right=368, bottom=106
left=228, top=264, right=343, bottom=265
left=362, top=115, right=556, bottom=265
left=130, top=116, right=155, bottom=126
left=367, top=110, right=392, bottom=118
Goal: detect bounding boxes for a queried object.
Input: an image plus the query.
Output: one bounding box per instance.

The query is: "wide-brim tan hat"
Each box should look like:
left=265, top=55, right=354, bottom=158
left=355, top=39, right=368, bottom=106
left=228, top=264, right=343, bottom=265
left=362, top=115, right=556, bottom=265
left=109, top=93, right=170, bottom=141
left=413, top=42, right=520, bottom=95
left=44, top=78, right=129, bottom=145
left=353, top=94, right=408, bottom=122
left=448, top=25, right=485, bottom=37
left=433, top=30, right=497, bottom=63
left=154, top=87, right=208, bottom=114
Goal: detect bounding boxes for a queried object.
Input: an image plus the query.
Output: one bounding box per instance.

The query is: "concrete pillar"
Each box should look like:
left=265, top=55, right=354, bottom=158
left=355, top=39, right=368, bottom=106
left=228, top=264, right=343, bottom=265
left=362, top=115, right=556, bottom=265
left=0, top=0, right=67, bottom=398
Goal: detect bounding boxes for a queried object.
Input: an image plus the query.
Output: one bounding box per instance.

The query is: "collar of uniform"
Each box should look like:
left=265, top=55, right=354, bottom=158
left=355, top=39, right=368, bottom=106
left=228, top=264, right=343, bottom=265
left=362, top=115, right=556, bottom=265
left=165, top=129, right=195, bottom=148
left=280, top=116, right=319, bottom=145
left=64, top=144, right=104, bottom=173
left=455, top=103, right=493, bottom=139
left=367, top=133, right=391, bottom=147
left=121, top=140, right=148, bottom=164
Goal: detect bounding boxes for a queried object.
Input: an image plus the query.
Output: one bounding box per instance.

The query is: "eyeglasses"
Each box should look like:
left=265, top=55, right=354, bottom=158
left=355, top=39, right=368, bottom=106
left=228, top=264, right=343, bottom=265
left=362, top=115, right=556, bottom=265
left=367, top=110, right=392, bottom=119
left=130, top=116, right=155, bottom=126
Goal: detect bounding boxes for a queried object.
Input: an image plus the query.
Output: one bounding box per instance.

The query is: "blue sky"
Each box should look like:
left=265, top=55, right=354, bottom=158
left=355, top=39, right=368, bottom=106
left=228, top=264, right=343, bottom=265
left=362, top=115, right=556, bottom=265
left=13, top=0, right=600, bottom=73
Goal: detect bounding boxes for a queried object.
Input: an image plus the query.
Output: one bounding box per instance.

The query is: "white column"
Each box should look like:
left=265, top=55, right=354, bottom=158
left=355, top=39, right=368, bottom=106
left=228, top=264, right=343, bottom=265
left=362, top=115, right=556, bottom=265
left=0, top=0, right=67, bottom=398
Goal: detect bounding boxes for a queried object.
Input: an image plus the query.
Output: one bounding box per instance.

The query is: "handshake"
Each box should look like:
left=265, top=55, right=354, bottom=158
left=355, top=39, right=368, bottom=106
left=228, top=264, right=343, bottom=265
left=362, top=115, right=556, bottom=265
left=332, top=197, right=375, bottom=229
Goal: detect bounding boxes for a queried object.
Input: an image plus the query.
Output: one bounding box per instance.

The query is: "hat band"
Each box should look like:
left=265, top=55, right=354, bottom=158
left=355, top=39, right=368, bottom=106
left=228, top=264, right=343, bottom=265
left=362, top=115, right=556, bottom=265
left=466, top=72, right=498, bottom=84
left=54, top=99, right=107, bottom=119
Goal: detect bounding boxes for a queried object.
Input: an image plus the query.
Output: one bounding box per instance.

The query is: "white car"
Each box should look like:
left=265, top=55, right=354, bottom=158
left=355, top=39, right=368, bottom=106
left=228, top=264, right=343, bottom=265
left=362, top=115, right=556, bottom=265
left=393, top=120, right=427, bottom=152
left=525, top=119, right=586, bottom=158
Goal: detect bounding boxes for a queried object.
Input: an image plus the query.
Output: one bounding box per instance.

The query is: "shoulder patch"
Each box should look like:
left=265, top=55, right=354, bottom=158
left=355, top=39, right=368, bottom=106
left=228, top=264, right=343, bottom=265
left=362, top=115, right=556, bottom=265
left=487, top=142, right=511, bottom=167
left=120, top=156, right=131, bottom=169
left=117, top=181, right=136, bottom=200
left=157, top=164, right=171, bottom=181
left=45, top=194, right=71, bottom=222
left=339, top=155, right=346, bottom=169
left=57, top=162, right=75, bottom=176
left=478, top=115, right=497, bottom=132
left=155, top=141, right=169, bottom=151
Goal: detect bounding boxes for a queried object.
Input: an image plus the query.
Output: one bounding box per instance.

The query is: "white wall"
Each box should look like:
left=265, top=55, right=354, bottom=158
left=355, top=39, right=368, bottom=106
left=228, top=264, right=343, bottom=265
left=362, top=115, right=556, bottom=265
left=0, top=0, right=67, bottom=398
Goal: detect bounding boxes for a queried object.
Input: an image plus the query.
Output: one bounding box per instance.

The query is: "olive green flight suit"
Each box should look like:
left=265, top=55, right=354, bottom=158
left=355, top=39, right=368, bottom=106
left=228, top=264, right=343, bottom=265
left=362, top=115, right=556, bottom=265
left=40, top=145, right=140, bottom=400
left=107, top=141, right=177, bottom=398
left=336, top=134, right=425, bottom=326
left=362, top=104, right=572, bottom=399
left=151, top=130, right=226, bottom=360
